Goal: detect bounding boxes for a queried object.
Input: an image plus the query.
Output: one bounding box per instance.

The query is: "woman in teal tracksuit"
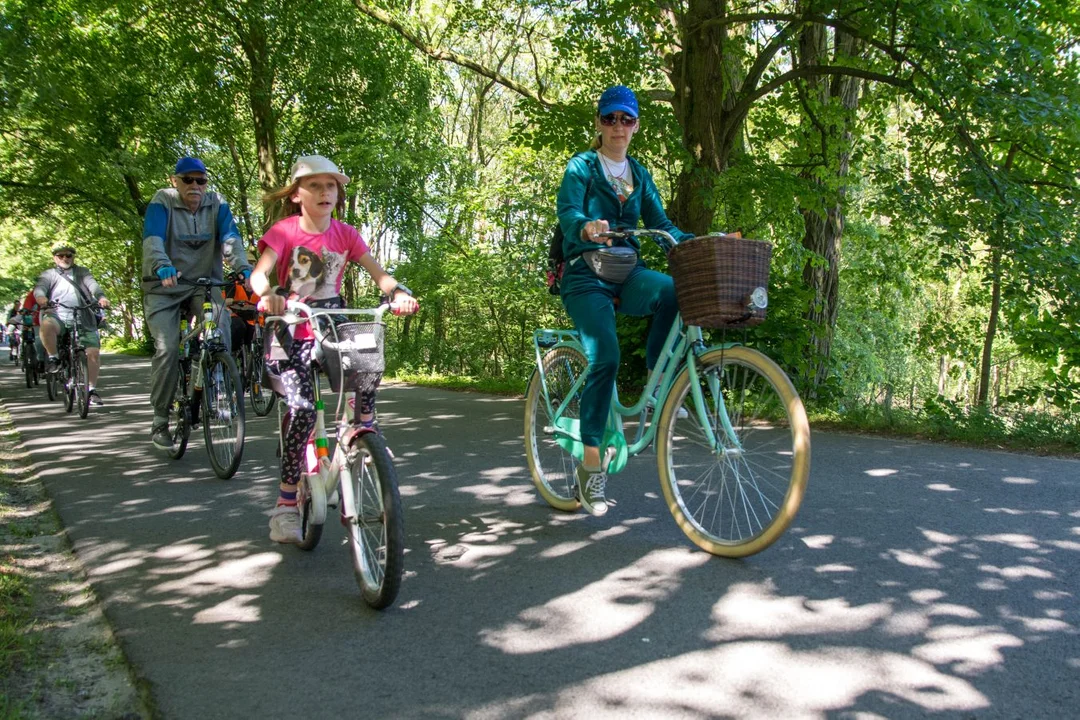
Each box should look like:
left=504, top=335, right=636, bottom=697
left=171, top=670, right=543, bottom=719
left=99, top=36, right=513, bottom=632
left=556, top=85, right=695, bottom=517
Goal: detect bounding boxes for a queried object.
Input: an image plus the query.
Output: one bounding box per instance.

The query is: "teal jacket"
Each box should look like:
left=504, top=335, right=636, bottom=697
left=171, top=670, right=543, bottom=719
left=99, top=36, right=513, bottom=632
left=556, top=149, right=694, bottom=265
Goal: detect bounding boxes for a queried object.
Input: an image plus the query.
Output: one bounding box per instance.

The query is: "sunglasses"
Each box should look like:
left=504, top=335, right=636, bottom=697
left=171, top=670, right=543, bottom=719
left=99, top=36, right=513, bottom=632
left=54, top=253, right=74, bottom=259
left=600, top=113, right=638, bottom=127
left=180, top=176, right=208, bottom=185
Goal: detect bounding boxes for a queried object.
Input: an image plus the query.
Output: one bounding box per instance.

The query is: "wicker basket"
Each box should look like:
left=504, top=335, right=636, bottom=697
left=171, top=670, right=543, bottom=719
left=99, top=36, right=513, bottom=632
left=319, top=321, right=386, bottom=392
left=668, top=234, right=772, bottom=328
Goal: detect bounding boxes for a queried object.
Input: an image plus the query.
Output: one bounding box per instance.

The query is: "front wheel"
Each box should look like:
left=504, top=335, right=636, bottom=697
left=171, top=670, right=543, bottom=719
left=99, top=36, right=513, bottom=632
left=524, top=345, right=588, bottom=511
left=201, top=351, right=245, bottom=479
left=656, top=346, right=810, bottom=558
left=345, top=432, right=404, bottom=610
left=75, top=351, right=90, bottom=419
left=167, top=363, right=191, bottom=460
left=63, top=359, right=75, bottom=413
left=46, top=366, right=57, bottom=401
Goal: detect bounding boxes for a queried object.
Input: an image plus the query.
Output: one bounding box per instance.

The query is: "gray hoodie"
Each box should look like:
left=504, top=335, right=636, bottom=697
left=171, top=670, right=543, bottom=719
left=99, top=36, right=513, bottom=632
left=141, top=188, right=251, bottom=295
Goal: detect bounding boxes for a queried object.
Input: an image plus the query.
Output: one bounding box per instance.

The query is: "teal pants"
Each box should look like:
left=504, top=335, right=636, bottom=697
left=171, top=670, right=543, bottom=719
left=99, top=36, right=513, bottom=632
left=561, top=263, right=677, bottom=448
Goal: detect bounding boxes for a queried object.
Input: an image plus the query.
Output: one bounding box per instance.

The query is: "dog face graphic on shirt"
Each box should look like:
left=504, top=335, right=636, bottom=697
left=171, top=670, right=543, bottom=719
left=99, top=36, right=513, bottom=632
left=288, top=246, right=326, bottom=297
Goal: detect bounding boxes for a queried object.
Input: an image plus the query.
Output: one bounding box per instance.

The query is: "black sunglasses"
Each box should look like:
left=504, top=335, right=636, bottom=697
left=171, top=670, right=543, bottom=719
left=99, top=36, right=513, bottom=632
left=54, top=253, right=74, bottom=259
left=180, top=176, right=208, bottom=185
left=600, top=113, right=638, bottom=127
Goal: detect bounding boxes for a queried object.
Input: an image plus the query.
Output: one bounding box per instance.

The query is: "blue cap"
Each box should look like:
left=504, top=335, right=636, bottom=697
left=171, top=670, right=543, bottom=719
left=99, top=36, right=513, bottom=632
left=598, top=85, right=639, bottom=118
left=174, top=156, right=207, bottom=175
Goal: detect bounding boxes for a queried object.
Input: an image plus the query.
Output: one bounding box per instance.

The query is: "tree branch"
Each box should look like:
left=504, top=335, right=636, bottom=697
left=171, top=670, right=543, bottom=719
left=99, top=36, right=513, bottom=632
left=350, top=0, right=551, bottom=107
left=0, top=179, right=138, bottom=220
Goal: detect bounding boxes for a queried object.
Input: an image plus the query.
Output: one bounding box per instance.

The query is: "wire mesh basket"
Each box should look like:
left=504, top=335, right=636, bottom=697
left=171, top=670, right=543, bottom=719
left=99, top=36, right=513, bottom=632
left=668, top=234, right=772, bottom=328
left=320, top=321, right=386, bottom=392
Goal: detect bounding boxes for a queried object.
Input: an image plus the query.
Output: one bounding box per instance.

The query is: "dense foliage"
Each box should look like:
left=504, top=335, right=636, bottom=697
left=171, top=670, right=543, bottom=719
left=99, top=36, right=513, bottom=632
left=1, top=0, right=1077, bottom=439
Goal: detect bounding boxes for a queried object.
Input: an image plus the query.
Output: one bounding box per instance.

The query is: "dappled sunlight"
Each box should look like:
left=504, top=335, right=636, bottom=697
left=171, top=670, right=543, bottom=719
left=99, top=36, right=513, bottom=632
left=707, top=581, right=891, bottom=640
left=480, top=548, right=708, bottom=654
left=865, top=468, right=898, bottom=477
left=913, top=625, right=1024, bottom=674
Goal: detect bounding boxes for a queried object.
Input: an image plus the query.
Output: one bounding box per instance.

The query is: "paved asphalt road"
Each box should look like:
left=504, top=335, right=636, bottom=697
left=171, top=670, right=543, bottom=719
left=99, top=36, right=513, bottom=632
left=1, top=356, right=1078, bottom=719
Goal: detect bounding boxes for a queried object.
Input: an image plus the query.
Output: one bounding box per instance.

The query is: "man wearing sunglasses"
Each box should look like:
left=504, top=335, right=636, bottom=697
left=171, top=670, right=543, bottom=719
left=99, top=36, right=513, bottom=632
left=33, top=244, right=110, bottom=404
left=141, top=156, right=252, bottom=450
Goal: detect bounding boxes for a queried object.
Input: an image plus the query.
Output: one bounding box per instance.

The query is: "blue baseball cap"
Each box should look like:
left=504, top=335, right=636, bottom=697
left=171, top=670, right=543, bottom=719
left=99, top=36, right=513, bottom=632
left=174, top=156, right=207, bottom=175
left=597, top=85, right=639, bottom=118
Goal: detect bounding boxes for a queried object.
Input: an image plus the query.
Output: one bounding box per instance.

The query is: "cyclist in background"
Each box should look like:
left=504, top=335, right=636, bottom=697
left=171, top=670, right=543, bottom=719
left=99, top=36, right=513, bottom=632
left=5, top=301, right=18, bottom=362
left=141, top=156, right=252, bottom=449
left=556, top=85, right=694, bottom=516
left=33, top=244, right=110, bottom=404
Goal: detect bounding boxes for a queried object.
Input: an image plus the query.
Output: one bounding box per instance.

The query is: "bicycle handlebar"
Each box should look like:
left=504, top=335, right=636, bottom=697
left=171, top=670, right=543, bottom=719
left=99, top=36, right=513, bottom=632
left=597, top=228, right=677, bottom=252
left=140, top=275, right=237, bottom=288
left=266, top=300, right=403, bottom=352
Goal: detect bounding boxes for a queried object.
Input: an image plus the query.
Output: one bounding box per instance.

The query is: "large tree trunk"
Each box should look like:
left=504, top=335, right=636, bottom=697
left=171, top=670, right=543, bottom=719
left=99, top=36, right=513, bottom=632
left=242, top=19, right=280, bottom=194
left=797, top=20, right=861, bottom=388
left=668, top=0, right=746, bottom=234
left=227, top=137, right=257, bottom=249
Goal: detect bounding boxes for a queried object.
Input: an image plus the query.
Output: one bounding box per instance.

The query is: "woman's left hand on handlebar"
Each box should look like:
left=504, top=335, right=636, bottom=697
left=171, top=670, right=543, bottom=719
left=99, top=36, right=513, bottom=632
left=258, top=294, right=287, bottom=316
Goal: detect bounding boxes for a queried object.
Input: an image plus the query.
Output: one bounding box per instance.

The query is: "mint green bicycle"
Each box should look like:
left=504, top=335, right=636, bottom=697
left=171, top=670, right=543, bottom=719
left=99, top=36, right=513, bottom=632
left=524, top=229, right=810, bottom=558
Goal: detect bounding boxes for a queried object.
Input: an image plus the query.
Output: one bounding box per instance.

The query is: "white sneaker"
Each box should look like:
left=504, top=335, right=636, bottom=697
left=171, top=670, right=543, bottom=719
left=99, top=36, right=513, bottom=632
left=269, top=506, right=302, bottom=544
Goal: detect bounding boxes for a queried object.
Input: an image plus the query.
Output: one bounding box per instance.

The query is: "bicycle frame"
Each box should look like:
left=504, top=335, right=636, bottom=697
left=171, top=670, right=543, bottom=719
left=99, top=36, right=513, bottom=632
left=533, top=230, right=747, bottom=469
left=268, top=302, right=393, bottom=526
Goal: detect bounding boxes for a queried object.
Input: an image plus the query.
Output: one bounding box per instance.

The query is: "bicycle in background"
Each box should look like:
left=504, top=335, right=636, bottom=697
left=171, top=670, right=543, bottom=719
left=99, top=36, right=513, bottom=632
left=17, top=310, right=39, bottom=389
left=525, top=229, right=810, bottom=558
left=156, top=277, right=246, bottom=479
left=44, top=299, right=97, bottom=419
left=266, top=298, right=405, bottom=610
left=225, top=274, right=277, bottom=417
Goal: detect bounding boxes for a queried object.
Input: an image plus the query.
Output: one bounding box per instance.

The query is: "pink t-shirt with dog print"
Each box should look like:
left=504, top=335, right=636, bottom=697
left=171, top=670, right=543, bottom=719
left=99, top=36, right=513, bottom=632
left=258, top=215, right=370, bottom=300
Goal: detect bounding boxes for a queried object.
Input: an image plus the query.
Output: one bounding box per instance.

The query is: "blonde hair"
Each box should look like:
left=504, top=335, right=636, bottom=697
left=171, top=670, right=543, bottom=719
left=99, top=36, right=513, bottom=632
left=263, top=177, right=348, bottom=227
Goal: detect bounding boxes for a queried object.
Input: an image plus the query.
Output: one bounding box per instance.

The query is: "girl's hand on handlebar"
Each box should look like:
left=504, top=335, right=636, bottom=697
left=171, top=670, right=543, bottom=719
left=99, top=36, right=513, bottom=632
left=581, top=219, right=611, bottom=245
left=258, top=294, right=287, bottom=316
left=392, top=296, right=419, bottom=316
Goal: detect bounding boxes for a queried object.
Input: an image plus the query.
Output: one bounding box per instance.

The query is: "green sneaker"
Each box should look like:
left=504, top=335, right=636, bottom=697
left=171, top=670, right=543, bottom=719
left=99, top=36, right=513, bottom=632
left=575, top=464, right=609, bottom=517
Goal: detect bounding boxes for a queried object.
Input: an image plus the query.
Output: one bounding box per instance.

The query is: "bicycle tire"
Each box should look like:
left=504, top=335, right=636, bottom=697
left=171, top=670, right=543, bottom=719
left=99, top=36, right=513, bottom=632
left=46, top=367, right=57, bottom=401
left=63, top=359, right=75, bottom=413
left=655, top=346, right=810, bottom=558
left=345, top=431, right=404, bottom=610
left=75, top=351, right=90, bottom=419
left=296, top=474, right=324, bottom=551
left=524, top=345, right=587, bottom=511
left=167, top=364, right=190, bottom=460
left=248, top=346, right=277, bottom=416
left=23, top=354, right=33, bottom=388
left=201, top=351, right=245, bottom=479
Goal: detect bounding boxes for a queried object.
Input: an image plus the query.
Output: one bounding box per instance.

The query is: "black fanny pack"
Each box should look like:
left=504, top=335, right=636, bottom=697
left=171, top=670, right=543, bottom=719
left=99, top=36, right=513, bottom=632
left=582, top=245, right=639, bottom=284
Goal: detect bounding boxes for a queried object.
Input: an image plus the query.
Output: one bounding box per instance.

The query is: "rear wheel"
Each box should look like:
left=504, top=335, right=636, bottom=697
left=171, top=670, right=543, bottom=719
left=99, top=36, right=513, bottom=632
left=201, top=351, right=245, bottom=479
left=346, top=432, right=404, bottom=610
left=524, top=345, right=588, bottom=511
left=248, top=344, right=277, bottom=416
left=656, top=346, right=810, bottom=558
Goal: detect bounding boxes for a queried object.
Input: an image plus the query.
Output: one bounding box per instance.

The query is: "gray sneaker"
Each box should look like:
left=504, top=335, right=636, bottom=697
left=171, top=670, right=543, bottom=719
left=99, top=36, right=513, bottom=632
left=575, top=464, right=609, bottom=517
left=151, top=424, right=171, bottom=450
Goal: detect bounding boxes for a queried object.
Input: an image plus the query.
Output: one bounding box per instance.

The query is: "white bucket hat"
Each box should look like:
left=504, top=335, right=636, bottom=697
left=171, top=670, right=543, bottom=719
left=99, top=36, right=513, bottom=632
left=290, top=155, right=350, bottom=186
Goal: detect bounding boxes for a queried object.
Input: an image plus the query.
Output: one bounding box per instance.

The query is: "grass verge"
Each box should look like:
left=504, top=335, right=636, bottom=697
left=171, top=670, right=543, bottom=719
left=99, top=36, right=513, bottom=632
left=0, top=405, right=153, bottom=719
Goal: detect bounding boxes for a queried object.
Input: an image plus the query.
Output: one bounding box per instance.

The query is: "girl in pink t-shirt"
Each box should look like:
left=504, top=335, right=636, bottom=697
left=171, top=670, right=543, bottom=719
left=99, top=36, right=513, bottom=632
left=251, top=155, right=419, bottom=545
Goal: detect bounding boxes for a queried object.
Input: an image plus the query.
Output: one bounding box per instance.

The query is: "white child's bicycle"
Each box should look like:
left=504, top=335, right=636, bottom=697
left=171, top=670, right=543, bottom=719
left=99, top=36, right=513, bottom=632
left=267, top=299, right=405, bottom=610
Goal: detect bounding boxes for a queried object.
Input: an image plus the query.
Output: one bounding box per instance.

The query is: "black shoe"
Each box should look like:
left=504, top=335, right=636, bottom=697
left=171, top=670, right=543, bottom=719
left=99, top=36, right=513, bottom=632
left=88, top=389, right=103, bottom=406
left=45, top=357, right=59, bottom=374
left=151, top=425, right=172, bottom=450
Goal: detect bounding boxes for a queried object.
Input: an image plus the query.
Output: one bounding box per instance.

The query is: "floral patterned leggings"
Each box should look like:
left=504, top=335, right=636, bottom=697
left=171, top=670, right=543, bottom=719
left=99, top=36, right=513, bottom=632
left=271, top=337, right=380, bottom=506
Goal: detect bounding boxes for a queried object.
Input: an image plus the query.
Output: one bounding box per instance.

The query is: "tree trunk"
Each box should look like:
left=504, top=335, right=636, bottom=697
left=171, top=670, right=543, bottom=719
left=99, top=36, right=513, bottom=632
left=797, top=20, right=861, bottom=388
left=243, top=19, right=280, bottom=194
left=976, top=145, right=1016, bottom=406
left=227, top=137, right=257, bottom=249
left=668, top=0, right=746, bottom=234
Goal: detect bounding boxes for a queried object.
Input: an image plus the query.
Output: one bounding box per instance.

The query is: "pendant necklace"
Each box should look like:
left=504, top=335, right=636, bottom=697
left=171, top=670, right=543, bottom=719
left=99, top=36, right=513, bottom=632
left=599, top=151, right=633, bottom=202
